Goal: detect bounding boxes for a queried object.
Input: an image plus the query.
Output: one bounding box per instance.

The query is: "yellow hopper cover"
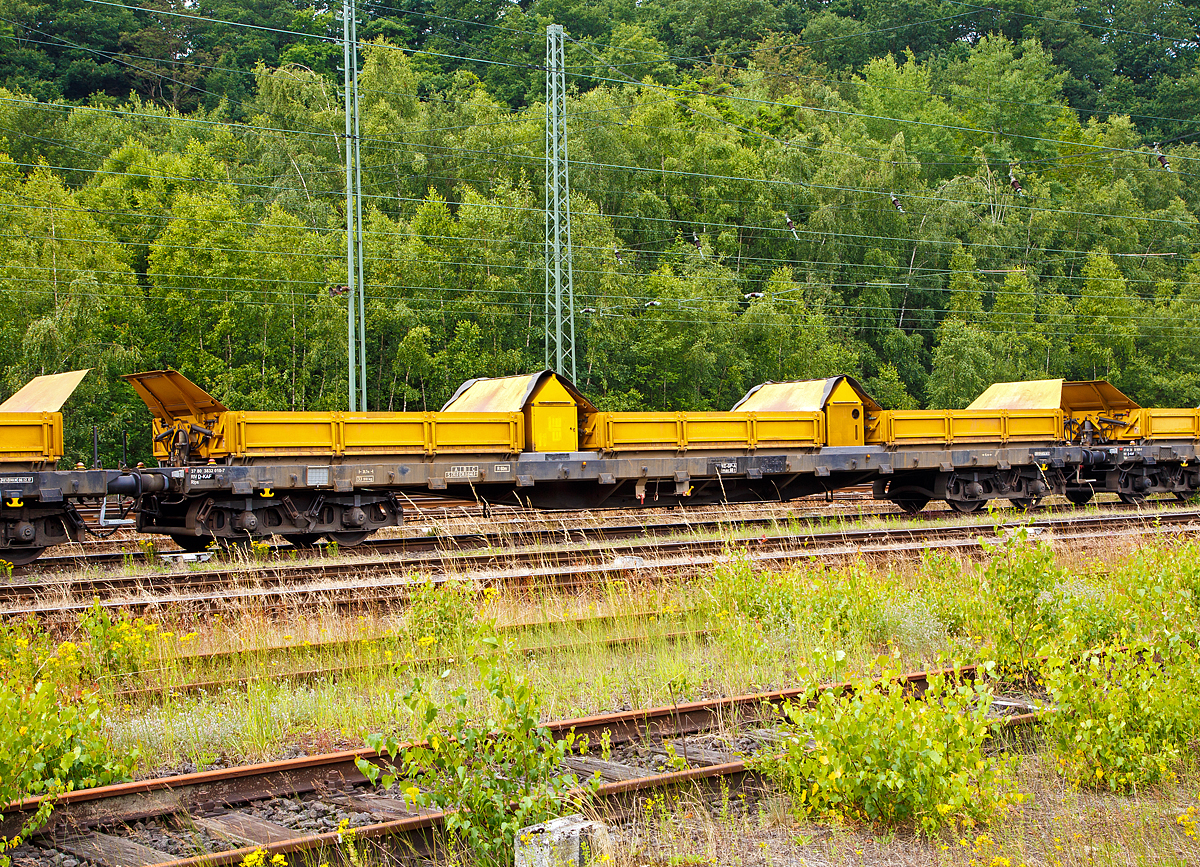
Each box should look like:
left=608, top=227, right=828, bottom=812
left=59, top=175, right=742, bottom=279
left=123, top=370, right=229, bottom=421
left=968, top=379, right=1140, bottom=414
left=731, top=376, right=881, bottom=413
left=441, top=371, right=596, bottom=414
left=443, top=371, right=595, bottom=452
left=0, top=369, right=90, bottom=413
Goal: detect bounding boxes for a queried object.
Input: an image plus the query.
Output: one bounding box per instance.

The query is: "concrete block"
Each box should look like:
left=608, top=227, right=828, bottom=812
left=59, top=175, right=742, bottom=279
left=514, top=813, right=609, bottom=867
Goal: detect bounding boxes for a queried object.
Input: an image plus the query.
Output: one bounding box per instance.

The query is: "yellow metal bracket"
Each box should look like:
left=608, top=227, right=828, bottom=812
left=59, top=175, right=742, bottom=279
left=4, top=497, right=22, bottom=508
left=259, top=488, right=274, bottom=498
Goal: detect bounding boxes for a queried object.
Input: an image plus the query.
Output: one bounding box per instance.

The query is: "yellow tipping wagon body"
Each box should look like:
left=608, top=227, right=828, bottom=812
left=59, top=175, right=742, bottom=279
left=875, top=377, right=1200, bottom=446
left=581, top=411, right=825, bottom=452
left=580, top=376, right=875, bottom=453
left=0, top=370, right=89, bottom=466
left=868, top=409, right=1064, bottom=446
left=125, top=370, right=526, bottom=464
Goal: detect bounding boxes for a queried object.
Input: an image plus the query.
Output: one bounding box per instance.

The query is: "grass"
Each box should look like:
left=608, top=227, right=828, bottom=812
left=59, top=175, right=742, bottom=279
left=586, top=757, right=1200, bottom=867
left=9, top=501, right=1200, bottom=865
left=80, top=524, right=1190, bottom=774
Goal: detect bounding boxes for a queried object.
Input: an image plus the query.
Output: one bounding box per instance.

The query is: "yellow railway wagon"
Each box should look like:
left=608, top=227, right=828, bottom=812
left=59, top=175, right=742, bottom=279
left=1124, top=408, right=1200, bottom=441
left=0, top=412, right=63, bottom=464
left=0, top=370, right=90, bottom=466
left=125, top=370, right=526, bottom=462
left=581, top=411, right=824, bottom=452
left=869, top=409, right=1064, bottom=446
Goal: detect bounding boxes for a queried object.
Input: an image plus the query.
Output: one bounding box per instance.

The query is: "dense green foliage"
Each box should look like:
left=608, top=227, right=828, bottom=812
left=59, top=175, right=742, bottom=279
left=0, top=608, right=149, bottom=864
left=0, top=0, right=1198, bottom=464
left=759, top=661, right=1016, bottom=836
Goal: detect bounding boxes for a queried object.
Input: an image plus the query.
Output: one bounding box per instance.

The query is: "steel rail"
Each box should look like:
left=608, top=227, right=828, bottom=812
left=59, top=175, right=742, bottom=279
left=29, top=494, right=882, bottom=571
left=7, top=662, right=1040, bottom=866
left=4, top=507, right=1198, bottom=619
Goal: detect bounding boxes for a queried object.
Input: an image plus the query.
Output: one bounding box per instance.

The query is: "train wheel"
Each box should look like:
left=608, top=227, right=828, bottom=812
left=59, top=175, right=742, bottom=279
left=1174, top=491, right=1193, bottom=503
left=891, top=496, right=930, bottom=514
left=1, top=547, right=45, bottom=567
left=170, top=534, right=214, bottom=553
left=1065, top=490, right=1093, bottom=507
left=1009, top=497, right=1042, bottom=510
left=949, top=499, right=986, bottom=514
left=1118, top=493, right=1146, bottom=505
left=283, top=534, right=323, bottom=548
left=327, top=531, right=370, bottom=547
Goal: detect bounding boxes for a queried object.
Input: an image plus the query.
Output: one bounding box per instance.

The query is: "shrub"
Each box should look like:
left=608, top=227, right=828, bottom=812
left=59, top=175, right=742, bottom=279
left=0, top=637, right=139, bottom=864
left=1042, top=634, right=1200, bottom=792
left=405, top=578, right=484, bottom=653
left=79, top=598, right=159, bottom=682
left=969, top=527, right=1062, bottom=672
left=757, top=660, right=1017, bottom=836
left=357, top=640, right=594, bottom=863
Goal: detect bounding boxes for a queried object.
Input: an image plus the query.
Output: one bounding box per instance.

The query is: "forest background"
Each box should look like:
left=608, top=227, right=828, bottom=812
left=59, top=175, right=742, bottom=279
left=1, top=0, right=1199, bottom=463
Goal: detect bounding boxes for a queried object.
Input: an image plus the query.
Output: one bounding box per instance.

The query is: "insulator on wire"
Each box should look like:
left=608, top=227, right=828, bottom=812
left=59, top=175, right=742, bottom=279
left=614, top=248, right=623, bottom=265
left=581, top=307, right=597, bottom=314
left=744, top=292, right=764, bottom=300
left=644, top=300, right=662, bottom=308
left=784, top=213, right=799, bottom=240
left=691, top=231, right=704, bottom=257
left=1154, top=143, right=1172, bottom=171
left=1009, top=165, right=1024, bottom=196
left=330, top=284, right=349, bottom=297
left=889, top=193, right=905, bottom=214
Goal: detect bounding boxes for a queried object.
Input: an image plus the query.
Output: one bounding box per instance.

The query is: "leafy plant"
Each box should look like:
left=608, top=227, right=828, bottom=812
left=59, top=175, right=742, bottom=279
left=0, top=646, right=139, bottom=864
left=1042, top=633, right=1200, bottom=792
left=971, top=526, right=1062, bottom=673
left=357, top=640, right=595, bottom=862
left=78, top=598, right=159, bottom=681
left=405, top=577, right=486, bottom=653
left=757, top=659, right=1017, bottom=836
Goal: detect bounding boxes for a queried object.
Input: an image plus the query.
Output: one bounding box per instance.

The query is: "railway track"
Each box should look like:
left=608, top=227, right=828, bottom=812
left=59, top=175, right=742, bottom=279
left=115, top=620, right=709, bottom=703
left=27, top=492, right=883, bottom=571
left=5, top=506, right=1199, bottom=619
left=4, top=664, right=1040, bottom=867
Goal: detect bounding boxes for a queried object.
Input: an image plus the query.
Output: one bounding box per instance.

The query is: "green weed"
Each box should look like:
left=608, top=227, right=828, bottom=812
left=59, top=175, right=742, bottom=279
left=1043, top=633, right=1200, bottom=793
left=358, top=639, right=597, bottom=863
left=757, top=658, right=1017, bottom=836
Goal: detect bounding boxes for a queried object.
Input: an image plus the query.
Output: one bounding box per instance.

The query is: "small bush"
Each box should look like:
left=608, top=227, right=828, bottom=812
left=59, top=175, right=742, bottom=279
left=1043, top=634, right=1200, bottom=792
left=704, top=556, right=882, bottom=644
left=757, top=660, right=1016, bottom=836
left=79, top=598, right=159, bottom=682
left=969, top=527, right=1062, bottom=672
left=0, top=634, right=139, bottom=864
left=405, top=578, right=485, bottom=653
left=357, top=640, right=594, bottom=863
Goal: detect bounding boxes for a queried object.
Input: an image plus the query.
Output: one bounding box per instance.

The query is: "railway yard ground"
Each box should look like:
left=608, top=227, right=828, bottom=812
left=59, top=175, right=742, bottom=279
left=4, top=493, right=1200, bottom=867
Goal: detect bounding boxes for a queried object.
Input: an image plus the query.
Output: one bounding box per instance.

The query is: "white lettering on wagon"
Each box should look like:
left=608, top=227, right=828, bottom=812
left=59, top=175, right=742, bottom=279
left=0, top=476, right=34, bottom=484
left=445, top=465, right=480, bottom=480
